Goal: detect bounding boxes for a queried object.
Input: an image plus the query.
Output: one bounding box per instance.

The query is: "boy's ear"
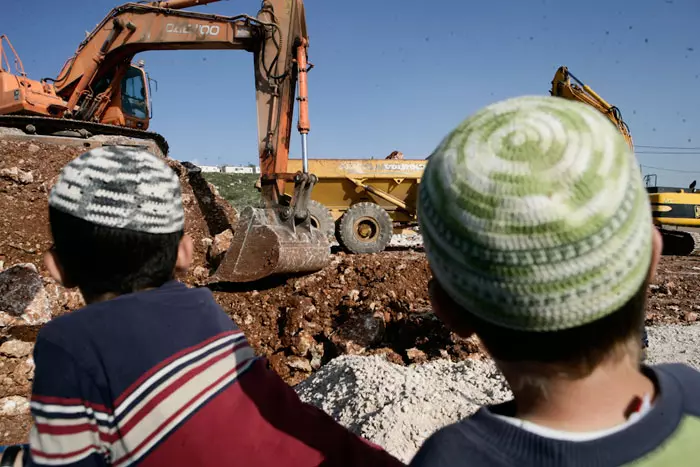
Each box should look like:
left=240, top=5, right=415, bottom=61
left=44, top=249, right=75, bottom=288
left=428, top=274, right=475, bottom=338
left=648, top=227, right=663, bottom=282
left=175, top=234, right=194, bottom=273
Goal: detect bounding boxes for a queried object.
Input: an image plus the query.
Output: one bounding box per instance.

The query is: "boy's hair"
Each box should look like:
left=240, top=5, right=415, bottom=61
left=418, top=96, right=654, bottom=374
left=443, top=279, right=647, bottom=380
left=47, top=145, right=185, bottom=297
left=49, top=207, right=183, bottom=297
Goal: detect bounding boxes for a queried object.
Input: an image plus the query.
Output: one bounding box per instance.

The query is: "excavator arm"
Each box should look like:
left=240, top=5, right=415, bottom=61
left=550, top=66, right=700, bottom=256
left=550, top=66, right=634, bottom=149
left=52, top=4, right=260, bottom=123
left=51, top=0, right=310, bottom=197
left=39, top=0, right=327, bottom=282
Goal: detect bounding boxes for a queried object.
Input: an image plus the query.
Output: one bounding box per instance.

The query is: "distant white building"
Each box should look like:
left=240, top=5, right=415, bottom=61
left=222, top=165, right=256, bottom=174
left=190, top=163, right=261, bottom=174
left=197, top=165, right=222, bottom=173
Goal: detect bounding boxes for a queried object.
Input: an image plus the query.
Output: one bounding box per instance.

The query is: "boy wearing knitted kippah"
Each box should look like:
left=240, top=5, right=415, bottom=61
left=17, top=146, right=402, bottom=467
left=411, top=96, right=700, bottom=466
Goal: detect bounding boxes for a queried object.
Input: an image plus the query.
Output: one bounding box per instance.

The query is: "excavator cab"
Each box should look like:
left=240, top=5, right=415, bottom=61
left=120, top=64, right=150, bottom=124
left=91, top=62, right=151, bottom=131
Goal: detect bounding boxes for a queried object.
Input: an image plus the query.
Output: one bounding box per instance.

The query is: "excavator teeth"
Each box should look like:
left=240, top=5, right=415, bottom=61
left=208, top=206, right=331, bottom=284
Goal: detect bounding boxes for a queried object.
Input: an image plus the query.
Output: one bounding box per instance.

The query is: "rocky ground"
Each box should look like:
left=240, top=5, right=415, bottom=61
left=646, top=255, right=700, bottom=325
left=1, top=137, right=700, bottom=448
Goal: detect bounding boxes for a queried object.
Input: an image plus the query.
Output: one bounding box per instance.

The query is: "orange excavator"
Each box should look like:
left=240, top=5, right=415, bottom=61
left=0, top=0, right=330, bottom=282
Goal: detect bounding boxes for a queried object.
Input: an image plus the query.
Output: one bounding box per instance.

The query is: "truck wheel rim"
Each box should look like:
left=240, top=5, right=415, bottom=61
left=310, top=215, right=320, bottom=230
left=354, top=217, right=379, bottom=242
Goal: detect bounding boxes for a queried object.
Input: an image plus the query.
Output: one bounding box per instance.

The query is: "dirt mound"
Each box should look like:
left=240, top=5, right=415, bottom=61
left=0, top=139, right=81, bottom=274
left=214, top=250, right=482, bottom=385
left=211, top=251, right=700, bottom=386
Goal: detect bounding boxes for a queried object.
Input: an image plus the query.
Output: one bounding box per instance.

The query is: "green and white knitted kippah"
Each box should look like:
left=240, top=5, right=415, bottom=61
left=418, top=95, right=653, bottom=332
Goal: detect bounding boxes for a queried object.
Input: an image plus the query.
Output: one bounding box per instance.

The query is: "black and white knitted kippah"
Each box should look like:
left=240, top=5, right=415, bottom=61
left=48, top=146, right=185, bottom=234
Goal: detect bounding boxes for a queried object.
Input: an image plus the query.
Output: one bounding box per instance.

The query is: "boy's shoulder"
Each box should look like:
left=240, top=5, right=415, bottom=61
left=37, top=280, right=235, bottom=357
left=650, top=362, right=700, bottom=414
left=651, top=361, right=700, bottom=380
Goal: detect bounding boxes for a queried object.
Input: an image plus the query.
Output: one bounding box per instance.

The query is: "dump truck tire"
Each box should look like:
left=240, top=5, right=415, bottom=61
left=338, top=202, right=393, bottom=254
left=308, top=200, right=335, bottom=240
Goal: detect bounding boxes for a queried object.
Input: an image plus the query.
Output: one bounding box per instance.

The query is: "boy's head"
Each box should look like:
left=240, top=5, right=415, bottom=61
left=45, top=146, right=193, bottom=302
left=418, top=96, right=661, bottom=386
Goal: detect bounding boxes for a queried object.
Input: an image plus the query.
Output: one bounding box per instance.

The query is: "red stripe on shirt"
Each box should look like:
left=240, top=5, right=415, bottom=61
left=114, top=330, right=242, bottom=406
left=31, top=396, right=111, bottom=414
left=30, top=444, right=102, bottom=461
left=115, top=341, right=248, bottom=440
left=112, top=356, right=254, bottom=466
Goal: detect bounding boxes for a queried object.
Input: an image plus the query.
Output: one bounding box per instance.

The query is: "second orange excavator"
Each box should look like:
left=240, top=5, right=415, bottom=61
left=0, top=0, right=331, bottom=282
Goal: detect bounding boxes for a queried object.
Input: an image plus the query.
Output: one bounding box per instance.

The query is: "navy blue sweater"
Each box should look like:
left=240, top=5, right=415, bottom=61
left=409, top=363, right=700, bottom=466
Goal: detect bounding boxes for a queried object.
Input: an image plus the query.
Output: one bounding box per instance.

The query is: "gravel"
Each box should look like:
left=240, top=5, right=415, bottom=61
left=329, top=233, right=424, bottom=250
left=296, top=324, right=700, bottom=464
left=645, top=324, right=700, bottom=367
left=389, top=233, right=423, bottom=248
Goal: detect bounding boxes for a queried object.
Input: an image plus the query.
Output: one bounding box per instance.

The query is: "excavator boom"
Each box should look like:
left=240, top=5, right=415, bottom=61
left=150, top=0, right=222, bottom=9
left=550, top=65, right=700, bottom=257
left=550, top=66, right=633, bottom=149
left=0, top=0, right=330, bottom=282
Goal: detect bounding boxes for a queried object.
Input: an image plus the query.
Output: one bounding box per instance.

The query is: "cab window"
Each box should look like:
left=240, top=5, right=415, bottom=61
left=121, top=66, right=148, bottom=119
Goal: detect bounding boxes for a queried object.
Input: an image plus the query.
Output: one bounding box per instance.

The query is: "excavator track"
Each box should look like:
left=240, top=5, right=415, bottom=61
left=659, top=228, right=700, bottom=256
left=0, top=115, right=169, bottom=157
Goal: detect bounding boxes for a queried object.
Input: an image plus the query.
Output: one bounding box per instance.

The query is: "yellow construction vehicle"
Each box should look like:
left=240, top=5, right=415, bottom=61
left=646, top=181, right=700, bottom=256
left=0, top=0, right=331, bottom=281
left=550, top=66, right=633, bottom=149
left=285, top=156, right=426, bottom=254
left=551, top=65, right=700, bottom=256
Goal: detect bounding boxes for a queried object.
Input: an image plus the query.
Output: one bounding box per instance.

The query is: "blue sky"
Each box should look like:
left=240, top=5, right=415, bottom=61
left=2, top=0, right=699, bottom=186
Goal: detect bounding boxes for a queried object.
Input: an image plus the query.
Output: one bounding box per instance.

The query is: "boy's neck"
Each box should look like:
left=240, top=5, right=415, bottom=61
left=81, top=286, right=160, bottom=305
left=501, top=353, right=656, bottom=433
left=81, top=291, right=118, bottom=305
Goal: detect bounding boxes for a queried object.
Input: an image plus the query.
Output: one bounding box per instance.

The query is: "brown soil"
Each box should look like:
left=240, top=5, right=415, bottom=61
left=0, top=140, right=81, bottom=275
left=1, top=137, right=700, bottom=445
left=212, top=250, right=483, bottom=385
left=646, top=255, right=700, bottom=326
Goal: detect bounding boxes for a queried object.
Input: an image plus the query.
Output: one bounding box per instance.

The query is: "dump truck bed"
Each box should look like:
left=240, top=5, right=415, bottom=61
left=286, top=158, right=426, bottom=223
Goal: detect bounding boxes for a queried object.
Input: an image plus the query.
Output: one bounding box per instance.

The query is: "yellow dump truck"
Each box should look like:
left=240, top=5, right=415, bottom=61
left=285, top=158, right=426, bottom=254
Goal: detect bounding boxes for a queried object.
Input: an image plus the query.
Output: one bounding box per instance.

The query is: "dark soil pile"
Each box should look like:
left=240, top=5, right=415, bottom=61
left=213, top=250, right=482, bottom=385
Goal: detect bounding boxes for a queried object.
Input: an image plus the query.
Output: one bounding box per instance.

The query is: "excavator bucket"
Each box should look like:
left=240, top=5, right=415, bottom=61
left=208, top=173, right=331, bottom=283
left=208, top=207, right=330, bottom=283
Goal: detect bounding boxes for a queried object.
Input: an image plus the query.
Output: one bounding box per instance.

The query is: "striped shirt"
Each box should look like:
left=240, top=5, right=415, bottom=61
left=27, top=281, right=403, bottom=466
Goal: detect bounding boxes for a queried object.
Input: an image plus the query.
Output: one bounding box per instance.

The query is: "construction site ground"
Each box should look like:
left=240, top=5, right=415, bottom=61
left=1, top=137, right=699, bottom=456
